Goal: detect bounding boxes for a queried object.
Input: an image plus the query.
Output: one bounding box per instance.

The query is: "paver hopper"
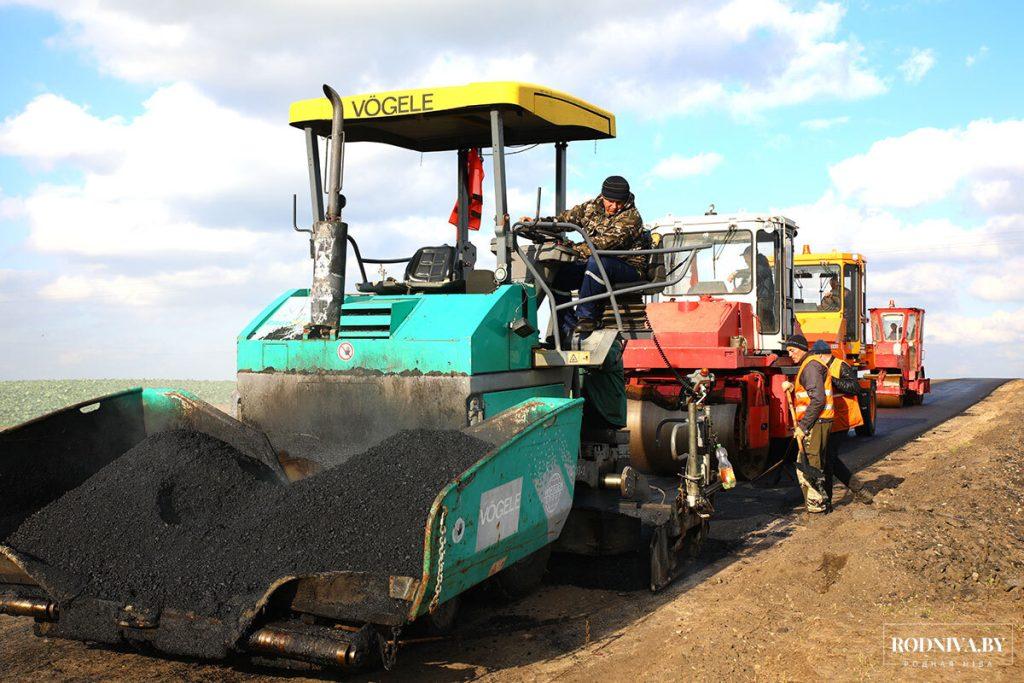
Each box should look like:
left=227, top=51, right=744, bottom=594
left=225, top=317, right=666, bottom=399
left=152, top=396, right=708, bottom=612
left=0, top=388, right=582, bottom=669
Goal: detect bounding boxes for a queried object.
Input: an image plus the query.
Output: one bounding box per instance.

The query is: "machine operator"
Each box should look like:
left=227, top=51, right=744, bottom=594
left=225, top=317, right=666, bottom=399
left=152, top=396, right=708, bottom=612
left=525, top=175, right=648, bottom=339
left=728, top=246, right=776, bottom=330
left=821, top=275, right=856, bottom=341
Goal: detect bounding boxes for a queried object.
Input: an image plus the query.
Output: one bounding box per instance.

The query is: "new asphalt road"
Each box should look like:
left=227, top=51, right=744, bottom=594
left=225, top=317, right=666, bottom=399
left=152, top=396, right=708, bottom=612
left=710, top=378, right=1009, bottom=543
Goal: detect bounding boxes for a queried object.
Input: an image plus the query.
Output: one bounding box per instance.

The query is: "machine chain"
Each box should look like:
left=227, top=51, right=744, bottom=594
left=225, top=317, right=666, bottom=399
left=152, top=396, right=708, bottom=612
left=379, top=625, right=402, bottom=671
left=429, top=506, right=448, bottom=615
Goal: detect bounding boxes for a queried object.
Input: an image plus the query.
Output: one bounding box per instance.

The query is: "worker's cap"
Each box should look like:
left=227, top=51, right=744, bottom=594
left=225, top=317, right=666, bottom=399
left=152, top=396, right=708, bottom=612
left=782, top=334, right=809, bottom=351
left=810, top=339, right=831, bottom=354
left=601, top=175, right=630, bottom=202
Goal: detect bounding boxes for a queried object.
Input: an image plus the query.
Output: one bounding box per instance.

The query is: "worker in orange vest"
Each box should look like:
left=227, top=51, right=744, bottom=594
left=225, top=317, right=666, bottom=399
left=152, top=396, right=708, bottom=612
left=782, top=334, right=833, bottom=514
left=812, top=340, right=874, bottom=505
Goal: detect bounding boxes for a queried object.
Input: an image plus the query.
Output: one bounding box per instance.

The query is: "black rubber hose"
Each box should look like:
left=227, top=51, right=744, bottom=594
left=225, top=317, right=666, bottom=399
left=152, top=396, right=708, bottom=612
left=651, top=332, right=697, bottom=403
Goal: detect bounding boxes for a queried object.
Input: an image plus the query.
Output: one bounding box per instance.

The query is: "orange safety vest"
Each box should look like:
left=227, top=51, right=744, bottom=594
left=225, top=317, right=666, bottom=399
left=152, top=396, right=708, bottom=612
left=823, top=355, right=864, bottom=432
left=794, top=354, right=835, bottom=424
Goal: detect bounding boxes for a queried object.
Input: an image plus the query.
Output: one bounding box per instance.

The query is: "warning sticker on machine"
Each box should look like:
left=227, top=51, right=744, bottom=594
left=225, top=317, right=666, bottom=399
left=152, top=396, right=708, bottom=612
left=533, top=466, right=573, bottom=541
left=476, top=478, right=522, bottom=552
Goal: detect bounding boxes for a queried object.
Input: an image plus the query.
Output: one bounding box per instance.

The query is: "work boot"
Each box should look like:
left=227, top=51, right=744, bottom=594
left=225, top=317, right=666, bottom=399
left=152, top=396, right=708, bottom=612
left=805, top=500, right=831, bottom=515
left=853, top=488, right=874, bottom=504
left=848, top=474, right=874, bottom=504
left=574, top=317, right=599, bottom=333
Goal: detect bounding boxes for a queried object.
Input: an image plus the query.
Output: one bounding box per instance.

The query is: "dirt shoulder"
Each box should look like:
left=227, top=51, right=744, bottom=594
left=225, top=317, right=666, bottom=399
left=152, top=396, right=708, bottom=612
left=2, top=381, right=1021, bottom=681
left=484, top=379, right=1023, bottom=682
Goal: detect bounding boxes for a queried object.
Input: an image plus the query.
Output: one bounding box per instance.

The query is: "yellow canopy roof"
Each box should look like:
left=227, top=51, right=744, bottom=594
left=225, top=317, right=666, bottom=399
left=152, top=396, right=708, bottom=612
left=289, top=81, right=616, bottom=152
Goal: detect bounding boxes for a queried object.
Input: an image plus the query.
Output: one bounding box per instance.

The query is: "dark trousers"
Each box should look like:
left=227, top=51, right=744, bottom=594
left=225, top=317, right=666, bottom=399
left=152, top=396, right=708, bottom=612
left=824, top=430, right=853, bottom=502
left=552, top=255, right=640, bottom=338
left=797, top=419, right=831, bottom=512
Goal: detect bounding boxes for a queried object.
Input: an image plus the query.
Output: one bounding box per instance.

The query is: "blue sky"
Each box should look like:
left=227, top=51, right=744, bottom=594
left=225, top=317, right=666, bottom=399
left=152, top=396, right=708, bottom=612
left=0, top=0, right=1022, bottom=379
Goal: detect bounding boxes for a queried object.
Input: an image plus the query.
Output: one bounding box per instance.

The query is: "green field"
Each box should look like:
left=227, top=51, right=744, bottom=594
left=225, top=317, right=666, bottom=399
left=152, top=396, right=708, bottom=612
left=0, top=380, right=237, bottom=427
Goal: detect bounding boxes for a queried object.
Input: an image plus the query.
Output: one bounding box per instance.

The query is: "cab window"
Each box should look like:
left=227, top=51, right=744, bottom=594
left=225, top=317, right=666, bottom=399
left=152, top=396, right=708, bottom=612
left=755, top=229, right=780, bottom=334
left=881, top=312, right=904, bottom=341
left=843, top=265, right=862, bottom=342
left=906, top=312, right=918, bottom=340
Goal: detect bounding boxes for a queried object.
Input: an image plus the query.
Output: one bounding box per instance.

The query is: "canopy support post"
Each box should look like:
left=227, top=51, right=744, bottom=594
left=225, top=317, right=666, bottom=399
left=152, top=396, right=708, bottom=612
left=490, top=110, right=510, bottom=284
left=456, top=148, right=475, bottom=274
left=555, top=141, right=567, bottom=215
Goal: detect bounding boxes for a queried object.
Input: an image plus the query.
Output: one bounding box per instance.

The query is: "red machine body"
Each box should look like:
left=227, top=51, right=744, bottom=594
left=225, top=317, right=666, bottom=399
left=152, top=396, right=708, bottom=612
left=623, top=297, right=795, bottom=480
left=868, top=301, right=930, bottom=406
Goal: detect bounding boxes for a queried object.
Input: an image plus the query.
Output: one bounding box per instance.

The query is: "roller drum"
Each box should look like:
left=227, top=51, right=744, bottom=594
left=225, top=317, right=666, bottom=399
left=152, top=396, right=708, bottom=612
left=626, top=399, right=740, bottom=476
left=877, top=393, right=903, bottom=408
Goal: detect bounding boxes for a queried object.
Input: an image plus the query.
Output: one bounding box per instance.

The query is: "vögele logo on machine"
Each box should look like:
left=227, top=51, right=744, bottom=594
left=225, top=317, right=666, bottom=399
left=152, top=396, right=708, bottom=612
left=475, top=478, right=522, bottom=552
left=884, top=623, right=1014, bottom=669
left=350, top=92, right=435, bottom=117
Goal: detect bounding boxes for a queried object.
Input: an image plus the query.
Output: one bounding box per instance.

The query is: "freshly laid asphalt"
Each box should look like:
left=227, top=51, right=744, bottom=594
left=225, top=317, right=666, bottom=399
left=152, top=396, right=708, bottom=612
left=709, top=378, right=1009, bottom=543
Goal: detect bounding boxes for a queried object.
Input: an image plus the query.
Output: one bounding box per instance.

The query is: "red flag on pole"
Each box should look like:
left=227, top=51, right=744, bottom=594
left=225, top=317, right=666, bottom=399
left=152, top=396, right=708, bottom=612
left=449, top=148, right=485, bottom=231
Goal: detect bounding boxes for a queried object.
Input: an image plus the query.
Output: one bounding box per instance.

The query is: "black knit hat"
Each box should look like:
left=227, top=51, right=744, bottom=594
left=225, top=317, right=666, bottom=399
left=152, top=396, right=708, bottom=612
left=783, top=334, right=809, bottom=351
left=601, top=175, right=630, bottom=202
left=811, top=339, right=831, bottom=354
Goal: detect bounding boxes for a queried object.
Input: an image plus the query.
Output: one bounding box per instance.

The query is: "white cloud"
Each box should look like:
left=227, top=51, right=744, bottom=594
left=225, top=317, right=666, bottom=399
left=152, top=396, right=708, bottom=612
left=0, top=187, right=24, bottom=219
left=965, top=45, right=989, bottom=68
left=14, top=0, right=885, bottom=118
left=40, top=262, right=308, bottom=307
left=899, top=48, right=936, bottom=84
left=782, top=191, right=1012, bottom=266
left=649, top=152, right=724, bottom=179
left=928, top=307, right=1024, bottom=347
left=828, top=119, right=1024, bottom=209
left=23, top=187, right=269, bottom=257
left=2, top=84, right=300, bottom=257
left=969, top=259, right=1024, bottom=303
left=969, top=179, right=1019, bottom=213
left=868, top=263, right=955, bottom=297
left=801, top=116, right=850, bottom=130
left=0, top=94, right=127, bottom=171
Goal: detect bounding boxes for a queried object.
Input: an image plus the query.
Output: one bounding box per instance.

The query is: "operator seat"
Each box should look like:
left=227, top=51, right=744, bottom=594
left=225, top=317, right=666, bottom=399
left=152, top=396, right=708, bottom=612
left=356, top=245, right=465, bottom=294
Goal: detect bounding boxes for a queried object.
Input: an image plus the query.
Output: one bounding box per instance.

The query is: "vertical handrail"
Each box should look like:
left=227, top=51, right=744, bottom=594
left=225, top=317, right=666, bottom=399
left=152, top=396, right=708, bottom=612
left=574, top=224, right=624, bottom=334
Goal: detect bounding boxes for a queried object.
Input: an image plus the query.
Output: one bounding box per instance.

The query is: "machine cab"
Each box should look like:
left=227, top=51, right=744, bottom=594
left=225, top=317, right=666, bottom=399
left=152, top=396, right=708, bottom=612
left=651, top=214, right=799, bottom=352
left=871, top=302, right=925, bottom=374
left=793, top=247, right=867, bottom=357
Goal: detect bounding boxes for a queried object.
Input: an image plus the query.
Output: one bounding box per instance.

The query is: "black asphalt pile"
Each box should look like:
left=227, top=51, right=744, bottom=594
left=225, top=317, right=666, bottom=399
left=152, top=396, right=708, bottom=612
left=258, top=428, right=492, bottom=579
left=7, top=428, right=491, bottom=624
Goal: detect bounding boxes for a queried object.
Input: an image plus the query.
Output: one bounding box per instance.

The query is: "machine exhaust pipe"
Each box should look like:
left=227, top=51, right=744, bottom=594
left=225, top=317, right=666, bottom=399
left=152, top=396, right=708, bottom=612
left=308, top=84, right=348, bottom=336
left=323, top=84, right=345, bottom=221
left=0, top=596, right=59, bottom=621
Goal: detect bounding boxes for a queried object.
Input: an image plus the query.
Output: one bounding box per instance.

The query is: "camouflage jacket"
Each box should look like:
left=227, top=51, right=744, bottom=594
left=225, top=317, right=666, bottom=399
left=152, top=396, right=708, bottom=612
left=553, top=195, right=647, bottom=271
